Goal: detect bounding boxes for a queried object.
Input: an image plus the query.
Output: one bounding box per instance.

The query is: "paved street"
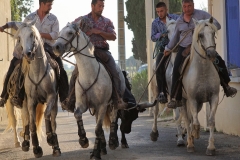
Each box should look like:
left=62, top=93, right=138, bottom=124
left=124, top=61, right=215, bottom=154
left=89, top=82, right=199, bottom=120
left=0, top=109, right=240, bottom=160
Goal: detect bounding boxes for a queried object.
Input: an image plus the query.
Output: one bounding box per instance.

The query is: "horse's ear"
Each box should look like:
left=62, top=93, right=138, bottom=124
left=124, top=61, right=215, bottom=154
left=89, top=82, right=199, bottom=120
left=15, top=22, right=23, bottom=29
left=29, top=17, right=37, bottom=26
left=209, top=17, right=213, bottom=23
left=192, top=18, right=198, bottom=26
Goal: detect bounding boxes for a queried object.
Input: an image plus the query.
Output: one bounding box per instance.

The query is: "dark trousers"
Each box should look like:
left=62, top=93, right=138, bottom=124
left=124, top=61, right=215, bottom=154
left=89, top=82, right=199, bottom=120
left=94, top=48, right=122, bottom=99
left=44, top=43, right=69, bottom=102
left=171, top=46, right=231, bottom=100
left=1, top=57, right=19, bottom=99
left=156, top=52, right=170, bottom=96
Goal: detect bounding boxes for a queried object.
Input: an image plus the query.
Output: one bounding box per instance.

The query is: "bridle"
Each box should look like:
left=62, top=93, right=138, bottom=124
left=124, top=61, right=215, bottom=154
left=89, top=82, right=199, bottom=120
left=195, top=25, right=216, bottom=59
left=57, top=24, right=93, bottom=59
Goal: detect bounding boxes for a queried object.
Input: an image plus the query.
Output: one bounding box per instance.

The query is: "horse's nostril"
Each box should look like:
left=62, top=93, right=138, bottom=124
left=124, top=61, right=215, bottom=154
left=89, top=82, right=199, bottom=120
left=56, top=45, right=60, bottom=50
left=27, top=52, right=31, bottom=56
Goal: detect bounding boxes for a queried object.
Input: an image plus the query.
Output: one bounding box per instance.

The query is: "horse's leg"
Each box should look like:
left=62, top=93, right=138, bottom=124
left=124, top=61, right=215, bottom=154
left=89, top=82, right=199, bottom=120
left=74, top=104, right=89, bottom=148
left=21, top=97, right=31, bottom=152
left=150, top=104, right=159, bottom=141
left=188, top=100, right=201, bottom=139
left=27, top=100, right=43, bottom=158
left=108, top=108, right=119, bottom=150
left=90, top=105, right=107, bottom=160
left=182, top=99, right=195, bottom=152
left=206, top=96, right=219, bottom=156
left=174, top=108, right=185, bottom=146
left=44, top=98, right=61, bottom=157
left=5, top=99, right=21, bottom=147
left=45, top=96, right=61, bottom=157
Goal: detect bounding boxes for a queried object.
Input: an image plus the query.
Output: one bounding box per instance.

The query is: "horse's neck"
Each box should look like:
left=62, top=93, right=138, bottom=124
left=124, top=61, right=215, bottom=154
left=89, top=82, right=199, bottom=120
left=75, top=38, right=99, bottom=82
left=189, top=44, right=213, bottom=72
left=28, top=43, right=48, bottom=77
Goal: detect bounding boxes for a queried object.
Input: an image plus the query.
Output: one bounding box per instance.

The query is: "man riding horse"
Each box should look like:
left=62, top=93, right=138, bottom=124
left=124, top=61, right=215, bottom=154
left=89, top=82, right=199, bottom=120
left=61, top=0, right=136, bottom=112
left=0, top=0, right=69, bottom=108
left=151, top=2, right=179, bottom=103
left=164, top=0, right=237, bottom=109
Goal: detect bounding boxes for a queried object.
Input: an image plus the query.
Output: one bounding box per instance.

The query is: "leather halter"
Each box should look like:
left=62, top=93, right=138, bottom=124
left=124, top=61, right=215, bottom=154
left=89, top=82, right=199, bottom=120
left=195, top=27, right=216, bottom=60
left=57, top=24, right=93, bottom=59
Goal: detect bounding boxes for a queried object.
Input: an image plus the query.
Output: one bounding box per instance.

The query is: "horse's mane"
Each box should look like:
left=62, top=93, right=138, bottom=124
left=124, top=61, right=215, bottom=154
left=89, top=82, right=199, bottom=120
left=192, top=19, right=218, bottom=44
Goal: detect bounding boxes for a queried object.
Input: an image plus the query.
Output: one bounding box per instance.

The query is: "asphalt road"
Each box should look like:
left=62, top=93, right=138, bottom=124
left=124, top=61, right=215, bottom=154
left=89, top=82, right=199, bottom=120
left=0, top=109, right=240, bottom=160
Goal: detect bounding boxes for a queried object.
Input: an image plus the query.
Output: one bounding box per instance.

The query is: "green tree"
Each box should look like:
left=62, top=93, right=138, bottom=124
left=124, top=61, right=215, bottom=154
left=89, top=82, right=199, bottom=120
left=169, top=0, right=182, bottom=14
left=125, top=0, right=147, bottom=63
left=11, top=0, right=33, bottom=21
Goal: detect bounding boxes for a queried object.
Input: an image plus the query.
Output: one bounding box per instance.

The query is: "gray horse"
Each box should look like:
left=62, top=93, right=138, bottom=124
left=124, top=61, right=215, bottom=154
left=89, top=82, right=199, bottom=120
left=150, top=19, right=185, bottom=146
left=53, top=20, right=127, bottom=160
left=181, top=18, right=220, bottom=155
left=15, top=20, right=60, bottom=158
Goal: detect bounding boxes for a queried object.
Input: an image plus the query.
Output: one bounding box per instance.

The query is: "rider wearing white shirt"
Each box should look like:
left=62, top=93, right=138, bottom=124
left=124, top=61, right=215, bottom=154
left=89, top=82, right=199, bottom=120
left=0, top=0, right=69, bottom=108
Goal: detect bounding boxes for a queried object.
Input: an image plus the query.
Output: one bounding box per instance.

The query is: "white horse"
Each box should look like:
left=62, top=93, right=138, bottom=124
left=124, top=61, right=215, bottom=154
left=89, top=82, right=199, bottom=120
left=150, top=19, right=185, bottom=146
left=53, top=20, right=127, bottom=160
left=2, top=62, right=45, bottom=149
left=15, top=20, right=60, bottom=158
left=181, top=18, right=219, bottom=155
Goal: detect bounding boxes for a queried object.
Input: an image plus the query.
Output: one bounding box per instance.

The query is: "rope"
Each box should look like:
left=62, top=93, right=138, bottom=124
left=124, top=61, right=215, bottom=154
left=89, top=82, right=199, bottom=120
left=136, top=29, right=194, bottom=104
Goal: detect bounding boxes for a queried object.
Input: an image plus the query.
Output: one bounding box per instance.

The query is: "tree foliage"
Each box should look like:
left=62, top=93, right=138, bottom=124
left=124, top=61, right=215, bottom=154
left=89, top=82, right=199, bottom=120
left=11, top=0, right=33, bottom=21
left=125, top=0, right=147, bottom=63
left=169, top=0, right=182, bottom=14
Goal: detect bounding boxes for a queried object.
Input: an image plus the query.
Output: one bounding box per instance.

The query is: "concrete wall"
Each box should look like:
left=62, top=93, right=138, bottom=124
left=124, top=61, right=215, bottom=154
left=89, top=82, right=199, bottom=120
left=0, top=0, right=14, bottom=123
left=198, top=0, right=240, bottom=136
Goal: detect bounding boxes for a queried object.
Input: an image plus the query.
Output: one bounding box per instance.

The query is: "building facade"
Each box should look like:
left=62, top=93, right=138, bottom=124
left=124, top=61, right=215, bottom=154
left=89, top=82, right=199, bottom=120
left=145, top=0, right=240, bottom=136
left=0, top=0, right=15, bottom=122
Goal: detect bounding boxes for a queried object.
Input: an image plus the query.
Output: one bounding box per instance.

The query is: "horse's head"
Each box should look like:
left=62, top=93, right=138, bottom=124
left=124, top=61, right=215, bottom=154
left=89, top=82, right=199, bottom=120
left=166, top=19, right=176, bottom=40
left=193, top=17, right=218, bottom=60
left=53, top=22, right=80, bottom=57
left=15, top=19, right=40, bottom=61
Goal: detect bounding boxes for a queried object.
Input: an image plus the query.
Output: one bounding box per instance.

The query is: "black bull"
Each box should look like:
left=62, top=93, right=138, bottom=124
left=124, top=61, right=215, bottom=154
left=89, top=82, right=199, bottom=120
left=114, top=71, right=145, bottom=148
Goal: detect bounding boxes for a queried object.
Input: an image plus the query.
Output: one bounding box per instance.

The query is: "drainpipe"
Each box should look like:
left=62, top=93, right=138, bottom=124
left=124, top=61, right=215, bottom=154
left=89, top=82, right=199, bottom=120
left=208, top=0, right=213, bottom=15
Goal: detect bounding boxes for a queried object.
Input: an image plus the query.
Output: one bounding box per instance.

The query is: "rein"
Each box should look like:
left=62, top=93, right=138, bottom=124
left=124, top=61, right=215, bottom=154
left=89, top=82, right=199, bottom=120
left=28, top=64, right=49, bottom=91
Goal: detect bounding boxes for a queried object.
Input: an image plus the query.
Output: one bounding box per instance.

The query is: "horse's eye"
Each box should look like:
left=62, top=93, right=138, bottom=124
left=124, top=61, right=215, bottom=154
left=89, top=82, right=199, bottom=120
left=18, top=37, right=20, bottom=43
left=30, top=33, right=33, bottom=38
left=69, top=32, right=73, bottom=35
left=199, top=33, right=204, bottom=38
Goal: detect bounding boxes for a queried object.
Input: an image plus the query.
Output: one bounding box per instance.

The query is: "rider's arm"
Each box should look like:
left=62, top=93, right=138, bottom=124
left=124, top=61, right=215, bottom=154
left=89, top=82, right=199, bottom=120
left=151, top=19, right=161, bottom=42
left=91, top=20, right=116, bottom=41
left=0, top=22, right=19, bottom=31
left=40, top=18, right=59, bottom=40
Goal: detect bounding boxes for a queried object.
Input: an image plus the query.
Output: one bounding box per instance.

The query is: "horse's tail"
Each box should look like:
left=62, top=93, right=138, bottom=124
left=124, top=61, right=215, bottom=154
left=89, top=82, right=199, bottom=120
left=3, top=99, right=21, bottom=133
left=103, top=105, right=111, bottom=131
left=36, top=103, right=46, bottom=142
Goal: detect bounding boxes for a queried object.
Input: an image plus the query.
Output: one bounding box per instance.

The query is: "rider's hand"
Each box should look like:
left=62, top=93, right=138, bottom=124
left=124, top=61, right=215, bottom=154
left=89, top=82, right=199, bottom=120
left=0, top=26, right=4, bottom=32
left=164, top=50, right=170, bottom=56
left=89, top=28, right=102, bottom=35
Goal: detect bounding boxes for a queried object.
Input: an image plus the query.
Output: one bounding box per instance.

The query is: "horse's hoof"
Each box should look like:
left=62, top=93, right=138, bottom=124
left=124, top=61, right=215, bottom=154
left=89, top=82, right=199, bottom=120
left=187, top=146, right=195, bottom=153
left=22, top=140, right=30, bottom=152
left=79, top=137, right=89, bottom=148
left=101, top=148, right=107, bottom=155
left=177, top=139, right=185, bottom=147
left=52, top=148, right=61, bottom=157
left=206, top=149, right=215, bottom=156
left=109, top=134, right=119, bottom=150
left=150, top=130, right=159, bottom=142
left=15, top=142, right=21, bottom=148
left=121, top=143, right=129, bottom=148
left=33, top=146, right=43, bottom=158
left=90, top=149, right=101, bottom=160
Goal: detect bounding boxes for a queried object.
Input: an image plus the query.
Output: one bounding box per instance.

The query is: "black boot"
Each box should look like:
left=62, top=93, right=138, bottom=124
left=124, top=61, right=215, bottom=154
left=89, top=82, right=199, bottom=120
left=221, top=81, right=237, bottom=97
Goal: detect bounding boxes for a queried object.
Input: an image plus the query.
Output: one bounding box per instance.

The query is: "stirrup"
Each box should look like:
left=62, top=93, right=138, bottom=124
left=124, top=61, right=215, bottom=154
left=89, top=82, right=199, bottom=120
left=167, top=99, right=182, bottom=109
left=225, top=86, right=237, bottom=98
left=61, top=98, right=74, bottom=113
